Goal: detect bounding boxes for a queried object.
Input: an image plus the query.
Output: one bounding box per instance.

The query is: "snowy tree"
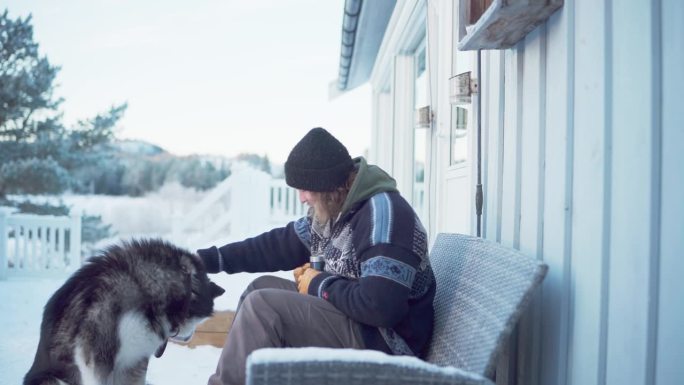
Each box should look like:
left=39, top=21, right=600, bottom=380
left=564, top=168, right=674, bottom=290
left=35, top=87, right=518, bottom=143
left=0, top=9, right=129, bottom=198
left=0, top=157, right=69, bottom=195
left=0, top=9, right=61, bottom=142
left=235, top=152, right=272, bottom=174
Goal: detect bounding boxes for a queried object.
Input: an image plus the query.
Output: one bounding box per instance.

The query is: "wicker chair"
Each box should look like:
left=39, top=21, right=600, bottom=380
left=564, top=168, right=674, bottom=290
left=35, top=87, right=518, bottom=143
left=246, top=233, right=549, bottom=385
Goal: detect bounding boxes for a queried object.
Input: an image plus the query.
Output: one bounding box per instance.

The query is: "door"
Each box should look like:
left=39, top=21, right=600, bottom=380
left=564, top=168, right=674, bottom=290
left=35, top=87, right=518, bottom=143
left=439, top=4, right=476, bottom=235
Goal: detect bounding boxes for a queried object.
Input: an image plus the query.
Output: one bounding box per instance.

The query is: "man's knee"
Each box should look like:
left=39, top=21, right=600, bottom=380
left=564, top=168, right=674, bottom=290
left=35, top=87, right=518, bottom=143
left=240, top=288, right=301, bottom=320
left=239, top=276, right=279, bottom=308
left=240, top=288, right=277, bottom=315
left=247, top=275, right=277, bottom=291
left=245, top=275, right=293, bottom=294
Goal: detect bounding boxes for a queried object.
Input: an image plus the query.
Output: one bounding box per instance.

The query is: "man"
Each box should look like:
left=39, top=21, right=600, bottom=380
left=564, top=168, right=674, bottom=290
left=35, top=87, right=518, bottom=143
left=198, top=127, right=435, bottom=385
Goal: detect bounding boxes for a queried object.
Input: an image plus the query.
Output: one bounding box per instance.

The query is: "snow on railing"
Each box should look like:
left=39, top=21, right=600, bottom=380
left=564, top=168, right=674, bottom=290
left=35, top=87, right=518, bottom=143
left=0, top=209, right=82, bottom=279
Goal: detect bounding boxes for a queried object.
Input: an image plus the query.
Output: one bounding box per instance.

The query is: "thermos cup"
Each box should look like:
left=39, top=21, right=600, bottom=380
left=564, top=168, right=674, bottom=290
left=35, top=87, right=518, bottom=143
left=310, top=255, right=325, bottom=271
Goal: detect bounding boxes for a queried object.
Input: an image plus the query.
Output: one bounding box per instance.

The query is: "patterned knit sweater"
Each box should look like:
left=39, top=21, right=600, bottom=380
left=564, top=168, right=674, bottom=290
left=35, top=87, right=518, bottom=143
left=200, top=157, right=436, bottom=357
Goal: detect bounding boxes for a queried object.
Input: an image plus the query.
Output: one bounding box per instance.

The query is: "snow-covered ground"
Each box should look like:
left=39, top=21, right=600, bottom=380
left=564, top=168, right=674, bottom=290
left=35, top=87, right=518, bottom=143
left=0, top=270, right=292, bottom=384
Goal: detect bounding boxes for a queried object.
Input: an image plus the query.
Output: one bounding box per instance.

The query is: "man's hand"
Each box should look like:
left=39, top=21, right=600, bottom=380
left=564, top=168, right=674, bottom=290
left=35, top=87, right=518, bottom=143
left=293, top=262, right=310, bottom=283
left=297, top=267, right=320, bottom=294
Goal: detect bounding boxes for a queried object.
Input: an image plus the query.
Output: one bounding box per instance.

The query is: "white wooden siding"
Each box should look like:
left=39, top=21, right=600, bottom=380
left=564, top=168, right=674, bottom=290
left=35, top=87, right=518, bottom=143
left=368, top=0, right=682, bottom=384
left=515, top=25, right=546, bottom=385
left=482, top=49, right=504, bottom=242
left=475, top=0, right=682, bottom=384
left=606, top=1, right=658, bottom=383
left=566, top=0, right=605, bottom=383
left=540, top=2, right=572, bottom=385
left=657, top=1, right=684, bottom=382
left=498, top=47, right=523, bottom=250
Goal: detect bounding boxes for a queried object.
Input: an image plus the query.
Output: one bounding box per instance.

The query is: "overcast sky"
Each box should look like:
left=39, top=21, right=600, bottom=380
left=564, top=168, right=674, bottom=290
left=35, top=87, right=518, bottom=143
left=4, top=0, right=372, bottom=164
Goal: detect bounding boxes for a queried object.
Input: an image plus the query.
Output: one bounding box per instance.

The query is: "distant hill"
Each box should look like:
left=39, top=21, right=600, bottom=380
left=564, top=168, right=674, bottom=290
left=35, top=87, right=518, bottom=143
left=112, top=139, right=167, bottom=156
left=72, top=140, right=281, bottom=196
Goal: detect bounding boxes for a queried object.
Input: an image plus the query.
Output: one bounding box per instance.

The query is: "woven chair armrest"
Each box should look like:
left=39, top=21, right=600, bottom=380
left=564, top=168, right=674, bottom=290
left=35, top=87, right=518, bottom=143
left=246, top=347, right=495, bottom=385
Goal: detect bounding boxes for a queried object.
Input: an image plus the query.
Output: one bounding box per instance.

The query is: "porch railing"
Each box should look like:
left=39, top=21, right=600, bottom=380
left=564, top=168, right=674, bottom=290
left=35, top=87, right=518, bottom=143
left=270, top=179, right=307, bottom=223
left=172, top=167, right=305, bottom=248
left=0, top=210, right=82, bottom=279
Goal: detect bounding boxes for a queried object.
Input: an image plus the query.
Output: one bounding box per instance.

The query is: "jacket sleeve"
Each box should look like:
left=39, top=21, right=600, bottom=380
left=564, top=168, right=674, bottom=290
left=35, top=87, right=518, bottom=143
left=307, top=193, right=424, bottom=328
left=199, top=217, right=311, bottom=274
left=307, top=244, right=419, bottom=327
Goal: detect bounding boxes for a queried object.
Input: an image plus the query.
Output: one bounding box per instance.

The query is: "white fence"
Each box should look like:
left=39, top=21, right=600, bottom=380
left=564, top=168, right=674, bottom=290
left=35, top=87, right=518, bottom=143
left=270, top=178, right=307, bottom=223
left=0, top=210, right=82, bottom=279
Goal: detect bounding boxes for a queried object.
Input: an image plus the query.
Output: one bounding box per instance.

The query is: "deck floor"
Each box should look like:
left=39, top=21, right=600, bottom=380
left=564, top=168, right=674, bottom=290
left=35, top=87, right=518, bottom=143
left=173, top=310, right=235, bottom=348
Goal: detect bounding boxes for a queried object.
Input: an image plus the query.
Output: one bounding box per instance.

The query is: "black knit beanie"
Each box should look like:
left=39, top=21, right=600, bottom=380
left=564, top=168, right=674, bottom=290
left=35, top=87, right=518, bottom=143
left=284, top=127, right=354, bottom=192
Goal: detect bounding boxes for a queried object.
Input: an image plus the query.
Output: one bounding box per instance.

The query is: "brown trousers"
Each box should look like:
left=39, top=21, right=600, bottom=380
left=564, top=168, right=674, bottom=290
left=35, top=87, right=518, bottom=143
left=207, top=275, right=366, bottom=385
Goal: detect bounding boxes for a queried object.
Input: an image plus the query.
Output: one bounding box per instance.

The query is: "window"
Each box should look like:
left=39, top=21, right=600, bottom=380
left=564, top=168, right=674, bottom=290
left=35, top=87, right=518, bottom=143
left=413, top=45, right=428, bottom=223
left=450, top=106, right=468, bottom=165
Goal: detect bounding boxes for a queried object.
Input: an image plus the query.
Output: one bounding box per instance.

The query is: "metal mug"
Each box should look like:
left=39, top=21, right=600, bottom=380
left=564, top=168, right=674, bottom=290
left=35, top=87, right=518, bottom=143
left=310, top=255, right=325, bottom=271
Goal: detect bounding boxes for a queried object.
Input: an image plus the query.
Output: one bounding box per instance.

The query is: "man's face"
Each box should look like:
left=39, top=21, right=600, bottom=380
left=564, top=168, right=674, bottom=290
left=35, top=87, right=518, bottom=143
left=299, top=189, right=329, bottom=223
left=298, top=189, right=318, bottom=206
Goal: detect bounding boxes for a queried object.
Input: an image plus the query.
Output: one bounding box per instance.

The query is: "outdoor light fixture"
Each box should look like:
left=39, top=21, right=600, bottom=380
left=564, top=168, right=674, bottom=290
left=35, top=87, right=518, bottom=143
left=415, top=106, right=432, bottom=129
left=449, top=71, right=478, bottom=105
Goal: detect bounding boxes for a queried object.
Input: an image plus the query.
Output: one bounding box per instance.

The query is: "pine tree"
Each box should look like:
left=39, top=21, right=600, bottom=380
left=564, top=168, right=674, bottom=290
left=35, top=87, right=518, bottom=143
left=0, top=9, right=61, bottom=142
left=0, top=9, right=127, bottom=198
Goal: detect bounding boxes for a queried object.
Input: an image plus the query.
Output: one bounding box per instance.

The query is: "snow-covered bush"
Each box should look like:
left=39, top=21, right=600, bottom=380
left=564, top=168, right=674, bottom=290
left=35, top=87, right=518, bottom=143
left=0, top=157, right=70, bottom=195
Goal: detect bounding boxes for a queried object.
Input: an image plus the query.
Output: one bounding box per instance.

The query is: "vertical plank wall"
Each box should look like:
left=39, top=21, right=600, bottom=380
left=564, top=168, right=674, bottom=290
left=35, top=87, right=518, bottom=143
left=515, top=24, right=545, bottom=385
left=498, top=47, right=522, bottom=251
left=568, top=0, right=605, bottom=384
left=494, top=45, right=523, bottom=385
left=657, top=0, right=684, bottom=382
left=478, top=0, right=681, bottom=384
left=482, top=49, right=504, bottom=243
left=606, top=0, right=658, bottom=383
left=541, top=1, right=571, bottom=384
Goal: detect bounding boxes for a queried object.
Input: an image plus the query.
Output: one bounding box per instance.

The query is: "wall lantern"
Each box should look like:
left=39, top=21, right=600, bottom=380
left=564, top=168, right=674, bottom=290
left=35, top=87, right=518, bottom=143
left=415, top=106, right=433, bottom=129
left=449, top=71, right=478, bottom=105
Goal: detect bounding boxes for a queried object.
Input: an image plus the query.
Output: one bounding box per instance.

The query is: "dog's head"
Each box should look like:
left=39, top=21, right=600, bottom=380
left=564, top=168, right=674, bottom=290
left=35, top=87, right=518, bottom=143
left=168, top=280, right=224, bottom=345
left=169, top=244, right=225, bottom=343
left=116, top=238, right=225, bottom=349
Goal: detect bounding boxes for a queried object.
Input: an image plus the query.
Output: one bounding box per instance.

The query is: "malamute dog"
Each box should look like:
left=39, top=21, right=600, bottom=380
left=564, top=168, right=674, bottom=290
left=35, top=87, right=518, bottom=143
left=24, top=238, right=225, bottom=385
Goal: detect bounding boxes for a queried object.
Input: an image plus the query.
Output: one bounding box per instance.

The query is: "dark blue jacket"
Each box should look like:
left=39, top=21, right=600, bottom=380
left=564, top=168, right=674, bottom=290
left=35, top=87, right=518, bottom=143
left=201, top=158, right=435, bottom=357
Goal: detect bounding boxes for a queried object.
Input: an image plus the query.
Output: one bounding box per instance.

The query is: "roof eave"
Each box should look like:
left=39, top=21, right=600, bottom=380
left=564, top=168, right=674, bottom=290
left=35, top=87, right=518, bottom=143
left=336, top=0, right=396, bottom=93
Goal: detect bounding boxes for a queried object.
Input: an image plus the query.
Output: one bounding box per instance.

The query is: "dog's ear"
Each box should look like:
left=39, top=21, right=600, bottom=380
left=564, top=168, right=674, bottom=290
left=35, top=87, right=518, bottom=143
left=209, top=281, right=225, bottom=299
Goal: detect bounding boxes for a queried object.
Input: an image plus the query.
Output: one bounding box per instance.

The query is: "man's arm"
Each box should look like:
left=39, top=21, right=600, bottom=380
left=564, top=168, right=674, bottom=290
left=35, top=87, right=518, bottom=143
left=198, top=217, right=311, bottom=274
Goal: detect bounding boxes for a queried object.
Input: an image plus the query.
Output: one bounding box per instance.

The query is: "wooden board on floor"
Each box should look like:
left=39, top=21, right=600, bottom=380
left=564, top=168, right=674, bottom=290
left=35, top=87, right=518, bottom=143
left=172, top=310, right=235, bottom=349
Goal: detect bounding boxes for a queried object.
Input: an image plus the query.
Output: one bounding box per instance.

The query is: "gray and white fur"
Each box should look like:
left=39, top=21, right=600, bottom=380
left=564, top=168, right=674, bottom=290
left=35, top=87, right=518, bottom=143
left=24, top=238, right=225, bottom=385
